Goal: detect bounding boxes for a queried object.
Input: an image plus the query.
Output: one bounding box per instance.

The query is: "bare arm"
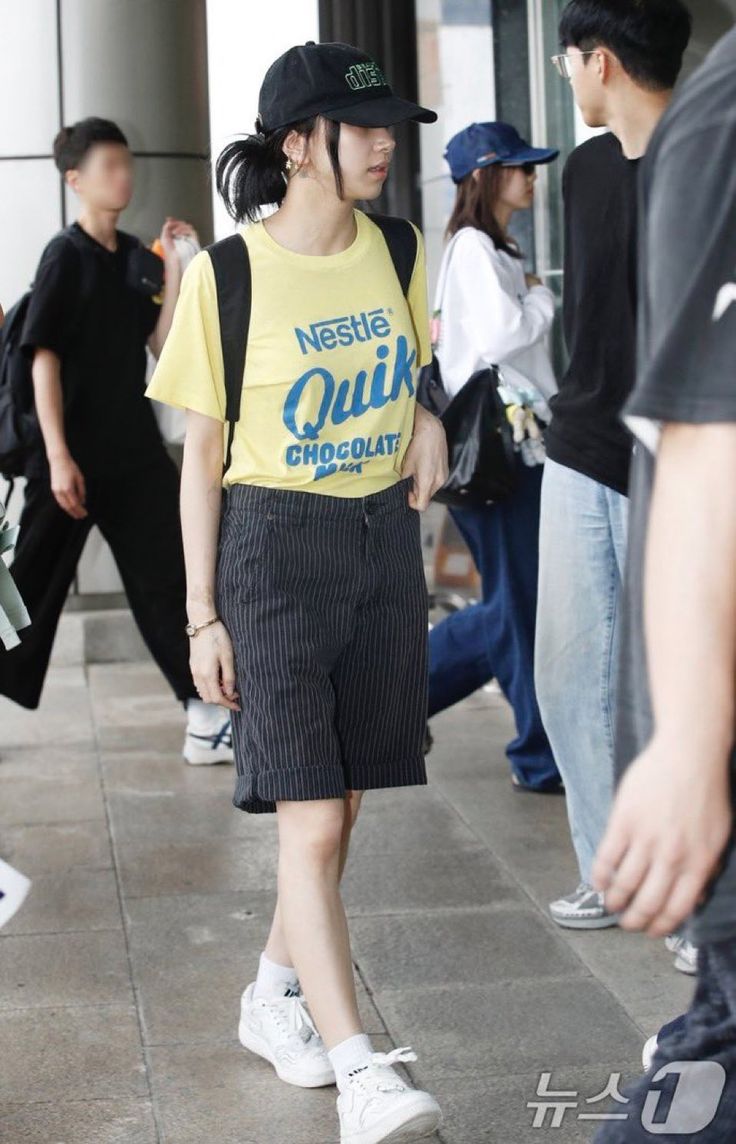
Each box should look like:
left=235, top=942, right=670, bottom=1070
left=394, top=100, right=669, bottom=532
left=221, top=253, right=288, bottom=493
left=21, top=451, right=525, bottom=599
left=32, top=348, right=87, bottom=519
left=402, top=403, right=448, bottom=512
left=646, top=423, right=736, bottom=762
left=593, top=422, right=736, bottom=934
left=180, top=410, right=239, bottom=711
left=148, top=219, right=198, bottom=360
left=148, top=255, right=182, bottom=360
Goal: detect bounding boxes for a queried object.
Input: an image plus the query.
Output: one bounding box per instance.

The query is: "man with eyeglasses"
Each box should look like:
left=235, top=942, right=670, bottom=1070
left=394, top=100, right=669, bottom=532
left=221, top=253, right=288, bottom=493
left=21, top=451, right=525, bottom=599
left=534, top=1, right=692, bottom=935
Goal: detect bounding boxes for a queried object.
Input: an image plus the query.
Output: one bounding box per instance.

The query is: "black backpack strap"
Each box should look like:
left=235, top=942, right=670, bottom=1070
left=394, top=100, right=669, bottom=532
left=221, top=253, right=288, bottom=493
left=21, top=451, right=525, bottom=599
left=369, top=214, right=418, bottom=298
left=206, top=234, right=252, bottom=476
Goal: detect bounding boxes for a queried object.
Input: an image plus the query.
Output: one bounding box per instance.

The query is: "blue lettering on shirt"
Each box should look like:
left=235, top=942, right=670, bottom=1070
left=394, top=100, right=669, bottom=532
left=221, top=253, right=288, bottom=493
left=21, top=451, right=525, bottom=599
left=294, top=308, right=392, bottom=355
left=282, top=335, right=416, bottom=442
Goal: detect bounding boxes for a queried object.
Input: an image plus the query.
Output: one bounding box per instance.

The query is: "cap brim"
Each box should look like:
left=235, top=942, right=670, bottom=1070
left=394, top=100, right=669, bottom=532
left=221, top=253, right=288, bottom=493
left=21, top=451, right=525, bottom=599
left=325, top=94, right=437, bottom=127
left=499, top=146, right=559, bottom=166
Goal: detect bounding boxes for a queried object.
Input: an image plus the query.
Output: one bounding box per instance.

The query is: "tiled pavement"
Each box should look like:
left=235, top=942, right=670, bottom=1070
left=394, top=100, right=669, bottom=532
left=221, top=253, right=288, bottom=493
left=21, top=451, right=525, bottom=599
left=0, top=657, right=694, bottom=1144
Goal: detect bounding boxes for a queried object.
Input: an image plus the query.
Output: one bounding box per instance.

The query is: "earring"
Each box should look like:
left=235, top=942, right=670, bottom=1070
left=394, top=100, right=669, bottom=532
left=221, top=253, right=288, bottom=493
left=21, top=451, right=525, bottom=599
left=285, top=158, right=293, bottom=172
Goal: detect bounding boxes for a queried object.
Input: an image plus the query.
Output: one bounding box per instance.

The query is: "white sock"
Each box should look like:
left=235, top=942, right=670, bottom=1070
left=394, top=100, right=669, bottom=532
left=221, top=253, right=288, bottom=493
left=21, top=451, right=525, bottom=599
left=186, top=698, right=227, bottom=735
left=253, top=951, right=299, bottom=1000
left=328, top=1033, right=375, bottom=1091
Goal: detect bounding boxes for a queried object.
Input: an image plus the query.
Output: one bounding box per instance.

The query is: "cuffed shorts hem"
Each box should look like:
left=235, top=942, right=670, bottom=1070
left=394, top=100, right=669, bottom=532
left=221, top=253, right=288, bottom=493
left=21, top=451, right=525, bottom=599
left=232, top=755, right=428, bottom=815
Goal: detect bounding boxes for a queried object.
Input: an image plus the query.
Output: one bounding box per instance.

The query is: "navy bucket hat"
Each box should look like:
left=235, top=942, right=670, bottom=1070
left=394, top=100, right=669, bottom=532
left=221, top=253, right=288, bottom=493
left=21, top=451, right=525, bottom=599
left=445, top=121, right=559, bottom=184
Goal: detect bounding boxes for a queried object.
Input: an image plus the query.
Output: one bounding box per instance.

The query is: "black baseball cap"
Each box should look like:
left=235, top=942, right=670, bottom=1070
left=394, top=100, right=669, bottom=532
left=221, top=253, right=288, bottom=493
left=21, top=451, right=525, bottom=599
left=257, top=41, right=437, bottom=132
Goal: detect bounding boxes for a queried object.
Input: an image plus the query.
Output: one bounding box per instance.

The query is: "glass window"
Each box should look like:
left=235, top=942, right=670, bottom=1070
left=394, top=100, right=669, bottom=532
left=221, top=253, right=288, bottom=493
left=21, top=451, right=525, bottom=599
left=416, top=0, right=494, bottom=291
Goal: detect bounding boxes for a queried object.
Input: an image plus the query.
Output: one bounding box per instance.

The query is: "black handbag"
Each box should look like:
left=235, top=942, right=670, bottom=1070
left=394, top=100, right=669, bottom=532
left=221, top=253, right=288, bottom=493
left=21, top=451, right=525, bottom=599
left=418, top=355, right=518, bottom=507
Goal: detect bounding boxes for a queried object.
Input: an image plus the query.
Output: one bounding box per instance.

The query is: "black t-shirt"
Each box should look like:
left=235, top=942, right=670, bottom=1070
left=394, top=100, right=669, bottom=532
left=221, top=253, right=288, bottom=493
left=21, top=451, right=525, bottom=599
left=617, top=27, right=736, bottom=945
left=21, top=223, right=164, bottom=478
left=545, top=132, right=639, bottom=495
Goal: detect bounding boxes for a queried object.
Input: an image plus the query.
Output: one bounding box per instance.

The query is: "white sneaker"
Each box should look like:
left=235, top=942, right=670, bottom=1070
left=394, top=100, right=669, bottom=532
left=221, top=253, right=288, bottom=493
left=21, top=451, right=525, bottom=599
left=549, top=883, right=619, bottom=929
left=238, top=982, right=335, bottom=1088
left=183, top=717, right=233, bottom=765
left=0, top=858, right=31, bottom=929
left=665, top=934, right=698, bottom=975
left=338, top=1046, right=441, bottom=1144
left=642, top=1033, right=658, bottom=1072
left=642, top=1014, right=687, bottom=1072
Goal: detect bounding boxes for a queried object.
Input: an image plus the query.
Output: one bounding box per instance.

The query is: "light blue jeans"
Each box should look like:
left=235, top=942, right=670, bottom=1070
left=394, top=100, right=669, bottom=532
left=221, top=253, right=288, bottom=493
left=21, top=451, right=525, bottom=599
left=534, top=459, right=628, bottom=884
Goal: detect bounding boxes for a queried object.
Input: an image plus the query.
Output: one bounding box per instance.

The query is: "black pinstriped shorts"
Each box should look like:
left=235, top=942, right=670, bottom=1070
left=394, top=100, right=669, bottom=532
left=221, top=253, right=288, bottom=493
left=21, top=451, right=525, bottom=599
left=215, top=477, right=429, bottom=813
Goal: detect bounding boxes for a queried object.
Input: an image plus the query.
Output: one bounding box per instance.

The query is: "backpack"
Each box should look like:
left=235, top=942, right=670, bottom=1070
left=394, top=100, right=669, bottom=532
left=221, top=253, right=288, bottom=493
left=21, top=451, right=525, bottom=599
left=0, top=229, right=92, bottom=492
left=0, top=291, right=40, bottom=493
left=206, top=213, right=418, bottom=477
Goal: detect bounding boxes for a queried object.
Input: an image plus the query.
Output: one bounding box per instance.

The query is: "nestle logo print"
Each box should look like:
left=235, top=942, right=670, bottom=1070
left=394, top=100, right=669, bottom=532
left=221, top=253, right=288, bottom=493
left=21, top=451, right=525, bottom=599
left=294, top=309, right=392, bottom=355
left=345, top=62, right=386, bottom=91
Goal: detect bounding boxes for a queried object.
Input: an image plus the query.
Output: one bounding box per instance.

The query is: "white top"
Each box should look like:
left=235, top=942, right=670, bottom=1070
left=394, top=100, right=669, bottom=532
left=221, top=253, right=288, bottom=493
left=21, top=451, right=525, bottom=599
left=434, top=227, right=558, bottom=415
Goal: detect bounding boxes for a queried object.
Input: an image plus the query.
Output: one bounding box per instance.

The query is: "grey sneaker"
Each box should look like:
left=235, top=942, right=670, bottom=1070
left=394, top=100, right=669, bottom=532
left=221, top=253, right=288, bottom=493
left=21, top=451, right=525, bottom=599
left=665, top=935, right=698, bottom=975
left=549, top=882, right=619, bottom=929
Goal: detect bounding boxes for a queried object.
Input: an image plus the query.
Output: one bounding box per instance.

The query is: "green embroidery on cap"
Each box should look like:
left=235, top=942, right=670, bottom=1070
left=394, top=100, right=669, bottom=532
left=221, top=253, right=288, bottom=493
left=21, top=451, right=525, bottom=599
left=345, top=62, right=387, bottom=91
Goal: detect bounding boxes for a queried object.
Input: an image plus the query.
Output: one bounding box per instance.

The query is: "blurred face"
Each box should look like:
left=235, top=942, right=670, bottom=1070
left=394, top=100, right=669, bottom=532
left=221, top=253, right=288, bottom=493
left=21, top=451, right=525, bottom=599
left=565, top=45, right=607, bottom=128
left=65, top=142, right=134, bottom=212
left=496, top=164, right=537, bottom=212
left=286, top=118, right=396, bottom=202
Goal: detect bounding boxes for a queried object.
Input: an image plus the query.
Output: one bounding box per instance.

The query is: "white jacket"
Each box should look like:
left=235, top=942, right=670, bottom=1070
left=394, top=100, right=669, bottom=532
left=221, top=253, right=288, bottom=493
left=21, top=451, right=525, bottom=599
left=434, top=227, right=558, bottom=415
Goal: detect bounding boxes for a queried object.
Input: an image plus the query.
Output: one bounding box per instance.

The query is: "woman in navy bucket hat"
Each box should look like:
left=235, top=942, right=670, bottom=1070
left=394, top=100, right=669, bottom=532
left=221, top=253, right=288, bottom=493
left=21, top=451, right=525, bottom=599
left=427, top=121, right=564, bottom=793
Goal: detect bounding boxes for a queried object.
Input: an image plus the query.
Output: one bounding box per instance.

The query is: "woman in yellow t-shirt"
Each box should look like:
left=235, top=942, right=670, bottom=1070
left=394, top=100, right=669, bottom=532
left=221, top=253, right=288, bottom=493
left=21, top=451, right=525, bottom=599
left=146, top=41, right=446, bottom=1144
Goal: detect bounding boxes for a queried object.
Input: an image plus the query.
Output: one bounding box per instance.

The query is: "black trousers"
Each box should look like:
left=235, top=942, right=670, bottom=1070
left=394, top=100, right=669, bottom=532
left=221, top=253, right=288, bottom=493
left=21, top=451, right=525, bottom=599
left=0, top=450, right=199, bottom=710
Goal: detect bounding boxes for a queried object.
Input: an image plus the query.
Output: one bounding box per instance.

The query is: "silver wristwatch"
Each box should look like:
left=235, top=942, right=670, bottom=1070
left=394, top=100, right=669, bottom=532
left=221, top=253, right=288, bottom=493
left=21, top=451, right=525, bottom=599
left=185, top=616, right=220, bottom=638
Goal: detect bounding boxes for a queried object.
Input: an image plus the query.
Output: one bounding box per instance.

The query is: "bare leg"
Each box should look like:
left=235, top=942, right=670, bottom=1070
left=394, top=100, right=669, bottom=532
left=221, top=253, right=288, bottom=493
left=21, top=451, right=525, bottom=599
left=264, top=790, right=363, bottom=964
left=272, top=793, right=366, bottom=1049
left=339, top=789, right=364, bottom=879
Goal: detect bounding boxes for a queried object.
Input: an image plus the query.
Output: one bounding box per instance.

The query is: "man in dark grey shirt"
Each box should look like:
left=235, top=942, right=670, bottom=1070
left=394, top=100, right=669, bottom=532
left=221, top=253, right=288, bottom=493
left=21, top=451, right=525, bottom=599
left=593, top=25, right=736, bottom=1143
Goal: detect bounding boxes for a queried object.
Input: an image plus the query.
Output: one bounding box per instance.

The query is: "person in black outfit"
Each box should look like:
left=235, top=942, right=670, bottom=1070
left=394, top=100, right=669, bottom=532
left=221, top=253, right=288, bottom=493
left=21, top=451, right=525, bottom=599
left=534, top=1, right=692, bottom=931
left=593, top=26, right=736, bottom=1140
left=0, top=117, right=232, bottom=765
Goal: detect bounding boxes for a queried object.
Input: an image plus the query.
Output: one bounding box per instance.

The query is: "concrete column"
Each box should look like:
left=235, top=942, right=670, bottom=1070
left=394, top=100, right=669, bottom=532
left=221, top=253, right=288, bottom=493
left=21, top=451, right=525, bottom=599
left=0, top=0, right=213, bottom=328
left=0, top=0, right=213, bottom=596
left=60, top=0, right=213, bottom=245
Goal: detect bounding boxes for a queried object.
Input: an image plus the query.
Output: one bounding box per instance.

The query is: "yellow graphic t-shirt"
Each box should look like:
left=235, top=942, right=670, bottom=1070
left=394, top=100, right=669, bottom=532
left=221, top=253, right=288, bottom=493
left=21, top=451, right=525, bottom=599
left=146, top=210, right=431, bottom=497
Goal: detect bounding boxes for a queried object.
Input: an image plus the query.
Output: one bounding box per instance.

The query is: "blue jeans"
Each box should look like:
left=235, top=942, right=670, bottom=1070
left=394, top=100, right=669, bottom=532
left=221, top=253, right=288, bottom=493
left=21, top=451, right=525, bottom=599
left=428, top=461, right=560, bottom=790
left=534, top=459, right=628, bottom=883
left=594, top=941, right=736, bottom=1141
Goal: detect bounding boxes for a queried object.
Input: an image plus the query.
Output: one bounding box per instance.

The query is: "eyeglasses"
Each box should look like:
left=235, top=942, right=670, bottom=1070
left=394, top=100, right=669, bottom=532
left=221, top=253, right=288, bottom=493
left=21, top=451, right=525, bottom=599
left=550, top=50, right=599, bottom=79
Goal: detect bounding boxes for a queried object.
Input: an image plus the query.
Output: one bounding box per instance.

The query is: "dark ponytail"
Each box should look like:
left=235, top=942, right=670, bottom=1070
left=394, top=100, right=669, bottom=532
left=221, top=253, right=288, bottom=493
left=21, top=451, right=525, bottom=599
left=215, top=117, right=344, bottom=224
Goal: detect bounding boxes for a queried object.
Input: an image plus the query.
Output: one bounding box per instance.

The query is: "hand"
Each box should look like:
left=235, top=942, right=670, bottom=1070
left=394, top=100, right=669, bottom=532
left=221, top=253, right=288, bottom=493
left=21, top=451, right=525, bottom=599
left=592, top=736, right=733, bottom=937
left=159, top=217, right=199, bottom=262
left=402, top=403, right=448, bottom=511
left=49, top=452, right=88, bottom=519
left=189, top=620, right=241, bottom=712
left=525, top=273, right=543, bottom=288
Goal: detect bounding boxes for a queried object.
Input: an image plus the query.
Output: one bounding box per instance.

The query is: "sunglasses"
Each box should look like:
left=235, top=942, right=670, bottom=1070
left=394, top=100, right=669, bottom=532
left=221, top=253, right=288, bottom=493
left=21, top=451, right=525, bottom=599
left=504, top=162, right=536, bottom=175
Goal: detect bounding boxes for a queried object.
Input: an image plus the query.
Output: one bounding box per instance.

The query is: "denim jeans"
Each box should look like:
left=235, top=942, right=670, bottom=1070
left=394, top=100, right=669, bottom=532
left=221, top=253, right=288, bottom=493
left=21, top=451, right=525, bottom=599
left=594, top=940, right=736, bottom=1141
left=534, top=459, right=628, bottom=882
left=428, top=460, right=560, bottom=790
